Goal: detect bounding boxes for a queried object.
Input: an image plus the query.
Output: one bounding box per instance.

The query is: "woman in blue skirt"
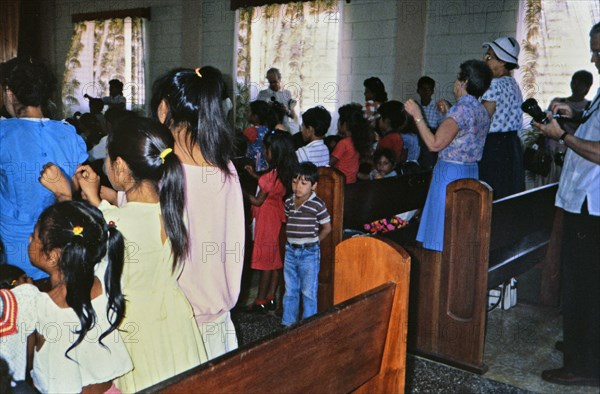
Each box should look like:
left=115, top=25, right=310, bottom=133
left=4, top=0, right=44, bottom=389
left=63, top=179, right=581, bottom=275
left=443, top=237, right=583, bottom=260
left=405, top=60, right=493, bottom=251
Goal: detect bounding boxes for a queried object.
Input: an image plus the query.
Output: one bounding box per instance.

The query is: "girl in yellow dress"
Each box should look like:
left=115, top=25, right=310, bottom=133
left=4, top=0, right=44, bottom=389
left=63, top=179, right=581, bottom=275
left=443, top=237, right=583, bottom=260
left=40, top=115, right=207, bottom=392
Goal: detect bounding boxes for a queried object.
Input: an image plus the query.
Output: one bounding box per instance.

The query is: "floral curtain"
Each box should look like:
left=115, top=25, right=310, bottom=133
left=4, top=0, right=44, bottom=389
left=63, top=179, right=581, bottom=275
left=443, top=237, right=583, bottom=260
left=62, top=17, right=146, bottom=117
left=517, top=0, right=600, bottom=104
left=235, top=0, right=339, bottom=133
left=517, top=0, right=600, bottom=188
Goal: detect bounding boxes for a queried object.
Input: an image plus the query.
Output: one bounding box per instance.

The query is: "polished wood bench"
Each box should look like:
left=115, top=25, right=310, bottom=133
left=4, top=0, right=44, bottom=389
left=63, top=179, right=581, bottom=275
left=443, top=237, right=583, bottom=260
left=141, top=237, right=411, bottom=394
left=336, top=176, right=561, bottom=373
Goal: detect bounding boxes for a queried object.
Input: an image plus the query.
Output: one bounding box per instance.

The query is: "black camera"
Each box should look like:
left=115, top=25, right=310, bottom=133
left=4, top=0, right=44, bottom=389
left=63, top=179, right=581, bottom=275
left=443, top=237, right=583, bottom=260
left=521, top=98, right=560, bottom=124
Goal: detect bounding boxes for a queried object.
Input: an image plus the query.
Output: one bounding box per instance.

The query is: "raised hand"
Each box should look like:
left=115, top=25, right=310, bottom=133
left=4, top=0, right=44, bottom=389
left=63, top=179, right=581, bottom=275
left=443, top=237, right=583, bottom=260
left=550, top=102, right=574, bottom=119
left=404, top=99, right=424, bottom=121
left=436, top=99, right=452, bottom=114
left=39, top=163, right=72, bottom=201
left=75, top=165, right=102, bottom=206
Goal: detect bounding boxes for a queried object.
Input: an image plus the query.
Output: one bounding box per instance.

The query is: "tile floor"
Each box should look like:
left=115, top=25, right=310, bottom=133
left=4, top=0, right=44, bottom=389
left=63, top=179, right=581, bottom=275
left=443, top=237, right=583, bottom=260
left=232, top=271, right=598, bottom=393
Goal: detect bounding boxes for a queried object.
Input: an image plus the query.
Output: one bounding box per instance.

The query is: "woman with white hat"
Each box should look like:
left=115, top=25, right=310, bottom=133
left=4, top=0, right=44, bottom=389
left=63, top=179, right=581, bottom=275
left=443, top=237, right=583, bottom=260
left=479, top=36, right=524, bottom=200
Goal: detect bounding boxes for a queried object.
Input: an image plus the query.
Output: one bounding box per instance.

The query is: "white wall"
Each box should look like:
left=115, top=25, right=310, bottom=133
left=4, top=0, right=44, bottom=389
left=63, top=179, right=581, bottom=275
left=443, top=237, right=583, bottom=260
left=338, top=0, right=399, bottom=105
left=423, top=0, right=519, bottom=102
left=41, top=0, right=520, bottom=115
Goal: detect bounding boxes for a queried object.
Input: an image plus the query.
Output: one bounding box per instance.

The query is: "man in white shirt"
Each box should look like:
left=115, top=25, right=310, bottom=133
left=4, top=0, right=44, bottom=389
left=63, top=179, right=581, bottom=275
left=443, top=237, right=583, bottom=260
left=534, top=22, right=600, bottom=388
left=257, top=68, right=298, bottom=132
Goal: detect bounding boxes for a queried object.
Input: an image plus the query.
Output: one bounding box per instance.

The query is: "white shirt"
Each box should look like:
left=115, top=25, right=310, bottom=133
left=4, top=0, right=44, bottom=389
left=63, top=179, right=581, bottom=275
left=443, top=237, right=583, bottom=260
left=31, top=262, right=132, bottom=393
left=0, top=284, right=39, bottom=382
left=296, top=140, right=330, bottom=167
left=257, top=88, right=299, bottom=132
left=555, top=88, right=600, bottom=215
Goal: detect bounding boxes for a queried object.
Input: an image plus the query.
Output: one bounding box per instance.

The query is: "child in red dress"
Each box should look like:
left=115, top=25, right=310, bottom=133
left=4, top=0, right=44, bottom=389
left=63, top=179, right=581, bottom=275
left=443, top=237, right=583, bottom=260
left=244, top=130, right=298, bottom=312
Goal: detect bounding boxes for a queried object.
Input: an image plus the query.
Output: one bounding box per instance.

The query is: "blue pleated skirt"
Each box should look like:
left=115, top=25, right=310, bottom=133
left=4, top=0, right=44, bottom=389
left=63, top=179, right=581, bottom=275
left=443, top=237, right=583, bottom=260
left=416, top=160, right=479, bottom=251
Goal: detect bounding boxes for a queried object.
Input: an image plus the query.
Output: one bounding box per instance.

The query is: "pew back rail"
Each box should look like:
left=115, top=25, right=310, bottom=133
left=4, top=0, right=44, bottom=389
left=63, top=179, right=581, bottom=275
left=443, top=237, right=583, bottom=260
left=143, top=237, right=411, bottom=394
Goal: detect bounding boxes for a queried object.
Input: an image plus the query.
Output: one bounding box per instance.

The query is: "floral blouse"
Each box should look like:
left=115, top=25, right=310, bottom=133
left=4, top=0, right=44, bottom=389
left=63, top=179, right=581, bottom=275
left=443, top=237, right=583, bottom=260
left=440, top=94, right=490, bottom=163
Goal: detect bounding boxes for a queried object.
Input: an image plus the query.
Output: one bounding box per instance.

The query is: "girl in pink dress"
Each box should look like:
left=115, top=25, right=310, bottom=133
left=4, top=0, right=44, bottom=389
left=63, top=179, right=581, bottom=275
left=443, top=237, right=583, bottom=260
left=151, top=66, right=245, bottom=360
left=244, top=131, right=298, bottom=312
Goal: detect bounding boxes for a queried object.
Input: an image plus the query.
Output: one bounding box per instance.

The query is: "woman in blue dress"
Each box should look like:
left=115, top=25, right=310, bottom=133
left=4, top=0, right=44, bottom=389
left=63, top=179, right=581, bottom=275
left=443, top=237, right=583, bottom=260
left=405, top=60, right=493, bottom=251
left=0, top=58, right=87, bottom=279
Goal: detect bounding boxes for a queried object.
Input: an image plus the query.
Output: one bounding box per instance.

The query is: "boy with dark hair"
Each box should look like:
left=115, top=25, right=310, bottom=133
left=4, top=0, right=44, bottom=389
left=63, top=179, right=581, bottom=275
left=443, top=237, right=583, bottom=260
left=417, top=76, right=445, bottom=169
left=296, top=106, right=331, bottom=166
left=417, top=76, right=444, bottom=130
left=282, top=162, right=331, bottom=326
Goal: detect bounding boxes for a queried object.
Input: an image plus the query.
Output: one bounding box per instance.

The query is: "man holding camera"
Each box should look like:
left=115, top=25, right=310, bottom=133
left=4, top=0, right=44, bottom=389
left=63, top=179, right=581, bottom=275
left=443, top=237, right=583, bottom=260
left=534, top=22, right=600, bottom=388
left=257, top=67, right=299, bottom=132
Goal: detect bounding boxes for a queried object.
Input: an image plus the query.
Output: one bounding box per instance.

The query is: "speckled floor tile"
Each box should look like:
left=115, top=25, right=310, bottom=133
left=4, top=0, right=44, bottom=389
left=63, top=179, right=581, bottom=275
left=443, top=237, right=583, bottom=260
left=232, top=271, right=598, bottom=393
left=484, top=303, right=598, bottom=394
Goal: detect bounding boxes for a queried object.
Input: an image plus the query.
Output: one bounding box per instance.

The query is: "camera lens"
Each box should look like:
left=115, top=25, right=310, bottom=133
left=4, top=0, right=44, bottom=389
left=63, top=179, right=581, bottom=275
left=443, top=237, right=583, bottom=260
left=521, top=98, right=549, bottom=124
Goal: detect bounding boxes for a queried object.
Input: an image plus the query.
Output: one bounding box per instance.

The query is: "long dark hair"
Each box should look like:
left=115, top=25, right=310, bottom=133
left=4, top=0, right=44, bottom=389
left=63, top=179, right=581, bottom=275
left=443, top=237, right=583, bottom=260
left=338, top=103, right=371, bottom=159
left=107, top=116, right=188, bottom=270
left=151, top=66, right=233, bottom=175
left=0, top=57, right=56, bottom=115
left=263, top=130, right=298, bottom=196
left=363, top=77, right=388, bottom=102
left=35, top=201, right=125, bottom=358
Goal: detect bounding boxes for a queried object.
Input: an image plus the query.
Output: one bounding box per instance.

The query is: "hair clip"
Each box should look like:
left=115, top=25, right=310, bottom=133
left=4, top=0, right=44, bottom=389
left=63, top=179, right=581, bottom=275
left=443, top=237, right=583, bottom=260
left=10, top=279, right=18, bottom=287
left=108, top=221, right=117, bottom=229
left=72, top=226, right=84, bottom=237
left=159, top=148, right=173, bottom=164
left=195, top=67, right=202, bottom=78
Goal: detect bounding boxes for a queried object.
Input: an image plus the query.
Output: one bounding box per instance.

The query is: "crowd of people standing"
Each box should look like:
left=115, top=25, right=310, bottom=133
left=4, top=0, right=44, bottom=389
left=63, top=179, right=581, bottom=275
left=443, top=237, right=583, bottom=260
left=0, top=21, right=598, bottom=392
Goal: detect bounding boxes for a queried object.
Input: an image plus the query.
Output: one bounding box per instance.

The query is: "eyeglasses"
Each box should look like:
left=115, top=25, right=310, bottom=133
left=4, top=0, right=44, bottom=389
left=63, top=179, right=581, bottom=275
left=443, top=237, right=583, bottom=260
left=591, top=50, right=600, bottom=57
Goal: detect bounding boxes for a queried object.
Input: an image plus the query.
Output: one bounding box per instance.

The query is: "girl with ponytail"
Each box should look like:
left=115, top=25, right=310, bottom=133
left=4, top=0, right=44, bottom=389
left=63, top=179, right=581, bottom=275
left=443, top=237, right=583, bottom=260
left=40, top=115, right=207, bottom=392
left=29, top=200, right=132, bottom=393
left=151, top=66, right=245, bottom=360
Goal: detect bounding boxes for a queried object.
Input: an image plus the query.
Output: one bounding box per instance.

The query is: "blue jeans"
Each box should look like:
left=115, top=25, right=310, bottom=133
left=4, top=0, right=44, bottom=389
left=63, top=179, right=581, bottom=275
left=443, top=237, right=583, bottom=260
left=282, top=243, right=320, bottom=326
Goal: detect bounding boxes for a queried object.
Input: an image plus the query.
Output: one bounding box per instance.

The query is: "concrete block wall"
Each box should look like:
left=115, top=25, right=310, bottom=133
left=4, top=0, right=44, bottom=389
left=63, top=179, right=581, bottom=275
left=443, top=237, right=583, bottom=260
left=423, top=0, right=519, bottom=103
left=40, top=0, right=520, bottom=115
left=338, top=0, right=399, bottom=106
left=197, top=0, right=236, bottom=79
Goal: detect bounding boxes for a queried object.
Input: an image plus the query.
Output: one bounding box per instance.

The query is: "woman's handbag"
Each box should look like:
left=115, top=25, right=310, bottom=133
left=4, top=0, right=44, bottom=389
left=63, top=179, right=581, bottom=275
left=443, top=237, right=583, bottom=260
left=523, top=134, right=552, bottom=177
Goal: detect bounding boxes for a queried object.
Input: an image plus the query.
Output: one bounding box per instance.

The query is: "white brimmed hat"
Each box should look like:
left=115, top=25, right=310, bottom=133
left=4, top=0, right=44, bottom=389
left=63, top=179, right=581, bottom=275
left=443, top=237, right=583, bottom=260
left=483, top=37, right=520, bottom=66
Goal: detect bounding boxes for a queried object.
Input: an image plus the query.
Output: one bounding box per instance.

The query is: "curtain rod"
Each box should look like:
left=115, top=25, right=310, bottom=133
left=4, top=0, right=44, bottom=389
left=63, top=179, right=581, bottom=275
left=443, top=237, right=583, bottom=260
left=230, top=0, right=349, bottom=11
left=72, top=8, right=151, bottom=23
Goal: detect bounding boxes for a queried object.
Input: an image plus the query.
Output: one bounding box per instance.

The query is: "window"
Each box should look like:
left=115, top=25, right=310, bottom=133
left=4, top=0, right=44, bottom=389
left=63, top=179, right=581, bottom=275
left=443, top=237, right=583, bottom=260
left=517, top=0, right=600, bottom=106
left=235, top=0, right=340, bottom=133
left=62, top=16, right=147, bottom=117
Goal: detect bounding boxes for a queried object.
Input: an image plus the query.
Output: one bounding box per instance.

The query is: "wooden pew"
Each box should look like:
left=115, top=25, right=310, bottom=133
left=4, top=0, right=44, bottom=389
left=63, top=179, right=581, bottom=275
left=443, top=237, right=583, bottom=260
left=314, top=167, right=344, bottom=311
left=339, top=176, right=561, bottom=373
left=399, top=179, right=493, bottom=373
left=142, top=237, right=411, bottom=394
left=404, top=181, right=560, bottom=373
left=487, top=183, right=560, bottom=291
left=316, top=169, right=430, bottom=311
left=343, top=170, right=432, bottom=232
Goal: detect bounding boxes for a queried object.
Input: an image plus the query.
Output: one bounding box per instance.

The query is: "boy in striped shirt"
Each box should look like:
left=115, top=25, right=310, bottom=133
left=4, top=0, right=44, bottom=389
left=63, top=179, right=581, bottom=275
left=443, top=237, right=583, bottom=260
left=282, top=162, right=331, bottom=326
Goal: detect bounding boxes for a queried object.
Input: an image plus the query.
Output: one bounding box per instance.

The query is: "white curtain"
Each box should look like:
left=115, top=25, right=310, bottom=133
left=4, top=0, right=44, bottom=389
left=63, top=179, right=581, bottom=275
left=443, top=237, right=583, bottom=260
left=516, top=0, right=600, bottom=105
left=517, top=0, right=600, bottom=189
left=62, top=17, right=146, bottom=117
left=235, top=0, right=339, bottom=133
